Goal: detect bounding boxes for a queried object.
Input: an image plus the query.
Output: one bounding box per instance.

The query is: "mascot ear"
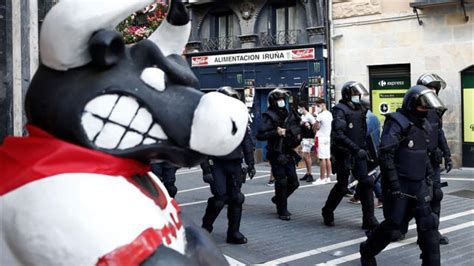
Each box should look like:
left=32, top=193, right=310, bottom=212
left=88, top=30, right=125, bottom=67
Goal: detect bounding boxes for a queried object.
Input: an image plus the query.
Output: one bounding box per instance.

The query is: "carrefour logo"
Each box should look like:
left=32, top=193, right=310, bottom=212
left=378, top=80, right=405, bottom=87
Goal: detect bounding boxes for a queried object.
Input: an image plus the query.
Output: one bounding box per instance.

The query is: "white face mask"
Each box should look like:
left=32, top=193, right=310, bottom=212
left=351, top=95, right=360, bottom=104
left=297, top=108, right=303, bottom=114
left=316, top=107, right=322, bottom=113
left=277, top=99, right=285, bottom=108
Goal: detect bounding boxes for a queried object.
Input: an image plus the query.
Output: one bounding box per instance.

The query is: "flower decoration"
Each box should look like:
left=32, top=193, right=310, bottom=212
left=117, top=0, right=168, bottom=44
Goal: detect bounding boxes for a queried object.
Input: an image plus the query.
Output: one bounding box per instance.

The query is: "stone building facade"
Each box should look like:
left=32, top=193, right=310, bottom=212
left=331, top=0, right=474, bottom=167
left=184, top=0, right=329, bottom=161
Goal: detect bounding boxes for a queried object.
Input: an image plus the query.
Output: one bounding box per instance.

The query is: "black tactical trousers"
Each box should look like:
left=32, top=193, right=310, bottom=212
left=270, top=156, right=299, bottom=215
left=361, top=179, right=440, bottom=266
left=202, top=159, right=245, bottom=235
left=323, top=157, right=376, bottom=223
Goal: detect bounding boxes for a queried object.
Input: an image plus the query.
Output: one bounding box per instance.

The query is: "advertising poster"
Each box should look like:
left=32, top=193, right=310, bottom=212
left=463, top=75, right=474, bottom=143
left=370, top=77, right=410, bottom=124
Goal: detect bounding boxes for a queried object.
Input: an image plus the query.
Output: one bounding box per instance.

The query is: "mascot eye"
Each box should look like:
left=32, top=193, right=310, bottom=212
left=81, top=94, right=168, bottom=150
left=141, top=67, right=166, bottom=92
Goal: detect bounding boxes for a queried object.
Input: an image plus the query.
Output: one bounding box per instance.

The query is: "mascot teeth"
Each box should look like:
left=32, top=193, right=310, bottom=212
left=82, top=94, right=168, bottom=149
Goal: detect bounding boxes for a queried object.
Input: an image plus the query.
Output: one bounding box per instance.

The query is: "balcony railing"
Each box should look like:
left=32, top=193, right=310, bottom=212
left=201, top=36, right=238, bottom=52
left=260, top=30, right=301, bottom=47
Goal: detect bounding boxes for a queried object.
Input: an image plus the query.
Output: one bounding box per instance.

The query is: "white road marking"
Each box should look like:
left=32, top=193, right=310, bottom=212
left=318, top=220, right=474, bottom=265
left=262, top=209, right=474, bottom=265
left=225, top=255, right=246, bottom=266
left=179, top=181, right=335, bottom=206
left=441, top=177, right=474, bottom=181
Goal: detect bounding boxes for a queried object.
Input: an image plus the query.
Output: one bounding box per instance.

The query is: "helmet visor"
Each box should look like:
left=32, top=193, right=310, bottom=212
left=418, top=90, right=446, bottom=110
left=419, top=73, right=446, bottom=91
left=349, top=82, right=369, bottom=96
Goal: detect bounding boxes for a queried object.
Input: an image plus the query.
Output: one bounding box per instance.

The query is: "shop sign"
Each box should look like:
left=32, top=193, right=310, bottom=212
left=191, top=48, right=315, bottom=67
left=371, top=77, right=410, bottom=123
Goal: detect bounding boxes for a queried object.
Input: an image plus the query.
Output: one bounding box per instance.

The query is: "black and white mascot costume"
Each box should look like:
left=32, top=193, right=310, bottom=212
left=0, top=0, right=248, bottom=265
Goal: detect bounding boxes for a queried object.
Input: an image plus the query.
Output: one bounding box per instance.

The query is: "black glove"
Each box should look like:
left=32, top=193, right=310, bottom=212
left=444, top=157, right=453, bottom=173
left=247, top=165, right=256, bottom=179
left=356, top=149, right=367, bottom=159
left=203, top=173, right=214, bottom=184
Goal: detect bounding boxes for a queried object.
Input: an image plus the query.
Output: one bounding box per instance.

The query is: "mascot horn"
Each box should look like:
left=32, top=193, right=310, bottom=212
left=0, top=0, right=247, bottom=265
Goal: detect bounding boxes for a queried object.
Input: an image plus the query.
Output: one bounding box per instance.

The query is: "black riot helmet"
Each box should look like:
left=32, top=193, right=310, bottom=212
left=217, top=86, right=241, bottom=100
left=416, top=73, right=446, bottom=94
left=402, top=85, right=446, bottom=115
left=341, top=81, right=369, bottom=102
left=268, top=88, right=290, bottom=108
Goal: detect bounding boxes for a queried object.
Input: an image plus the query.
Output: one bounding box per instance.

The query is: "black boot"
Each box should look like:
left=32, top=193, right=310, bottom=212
left=202, top=197, right=225, bottom=233
left=360, top=242, right=377, bottom=266
left=278, top=210, right=291, bottom=221
left=322, top=207, right=334, bottom=226
left=439, top=233, right=449, bottom=245
left=226, top=204, right=247, bottom=244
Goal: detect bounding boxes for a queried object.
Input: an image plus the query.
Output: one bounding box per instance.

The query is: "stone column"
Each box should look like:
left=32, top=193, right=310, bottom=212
left=0, top=0, right=39, bottom=142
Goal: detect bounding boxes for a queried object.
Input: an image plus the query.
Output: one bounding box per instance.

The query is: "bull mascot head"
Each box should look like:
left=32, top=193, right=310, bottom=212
left=0, top=0, right=247, bottom=265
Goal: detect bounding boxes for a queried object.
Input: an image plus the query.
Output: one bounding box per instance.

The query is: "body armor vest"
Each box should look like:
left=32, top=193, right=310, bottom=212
left=386, top=112, right=430, bottom=181
left=335, top=103, right=367, bottom=149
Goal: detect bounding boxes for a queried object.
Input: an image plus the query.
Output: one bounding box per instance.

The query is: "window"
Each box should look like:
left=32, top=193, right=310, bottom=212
left=215, top=13, right=234, bottom=49
left=274, top=5, right=296, bottom=45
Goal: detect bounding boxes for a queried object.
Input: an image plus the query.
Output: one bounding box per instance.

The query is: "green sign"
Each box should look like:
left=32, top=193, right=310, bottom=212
left=371, top=76, right=410, bottom=123
left=463, top=74, right=474, bottom=143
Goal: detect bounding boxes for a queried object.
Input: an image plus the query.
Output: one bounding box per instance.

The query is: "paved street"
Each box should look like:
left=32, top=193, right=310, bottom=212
left=173, top=163, right=474, bottom=266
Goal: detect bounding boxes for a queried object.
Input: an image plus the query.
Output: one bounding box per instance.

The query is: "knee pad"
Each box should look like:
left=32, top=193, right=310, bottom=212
left=432, top=187, right=443, bottom=203
left=334, top=182, right=348, bottom=194
left=230, top=192, right=245, bottom=205
left=275, top=178, right=288, bottom=187
left=209, top=197, right=226, bottom=209
left=418, top=212, right=439, bottom=232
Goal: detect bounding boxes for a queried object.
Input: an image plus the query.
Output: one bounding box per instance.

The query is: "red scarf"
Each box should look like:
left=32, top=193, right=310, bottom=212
left=0, top=125, right=150, bottom=195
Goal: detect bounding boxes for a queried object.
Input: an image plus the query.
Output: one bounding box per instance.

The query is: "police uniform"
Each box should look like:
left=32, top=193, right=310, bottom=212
left=201, top=126, right=255, bottom=245
left=321, top=81, right=378, bottom=229
left=256, top=88, right=301, bottom=221
left=150, top=162, right=178, bottom=198
left=360, top=85, right=443, bottom=266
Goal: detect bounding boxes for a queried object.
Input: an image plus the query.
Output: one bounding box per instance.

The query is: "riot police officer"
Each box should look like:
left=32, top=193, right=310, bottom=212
left=321, top=81, right=379, bottom=230
left=360, top=85, right=445, bottom=266
left=256, top=88, right=301, bottom=221
left=417, top=73, right=452, bottom=244
left=150, top=161, right=178, bottom=197
left=201, top=87, right=255, bottom=244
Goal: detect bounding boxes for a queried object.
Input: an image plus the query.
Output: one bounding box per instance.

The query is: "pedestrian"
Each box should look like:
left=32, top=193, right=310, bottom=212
left=321, top=81, right=379, bottom=230
left=297, top=101, right=317, bottom=182
left=313, top=97, right=333, bottom=184
left=398, top=73, right=453, bottom=244
left=201, top=87, right=256, bottom=244
left=257, top=88, right=302, bottom=221
left=150, top=161, right=179, bottom=198
left=360, top=85, right=445, bottom=266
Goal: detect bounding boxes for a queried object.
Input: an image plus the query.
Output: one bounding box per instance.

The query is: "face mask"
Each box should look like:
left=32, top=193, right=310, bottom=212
left=277, top=99, right=285, bottom=108
left=297, top=108, right=303, bottom=114
left=316, top=107, right=322, bottom=113
left=351, top=95, right=360, bottom=104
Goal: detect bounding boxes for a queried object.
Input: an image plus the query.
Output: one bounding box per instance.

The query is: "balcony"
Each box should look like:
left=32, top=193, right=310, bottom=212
left=201, top=36, right=239, bottom=52
left=260, top=30, right=301, bottom=47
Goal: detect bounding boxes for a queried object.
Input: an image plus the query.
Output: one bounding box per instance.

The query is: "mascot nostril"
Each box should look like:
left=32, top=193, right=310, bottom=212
left=0, top=0, right=235, bottom=265
left=231, top=119, right=238, bottom=136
